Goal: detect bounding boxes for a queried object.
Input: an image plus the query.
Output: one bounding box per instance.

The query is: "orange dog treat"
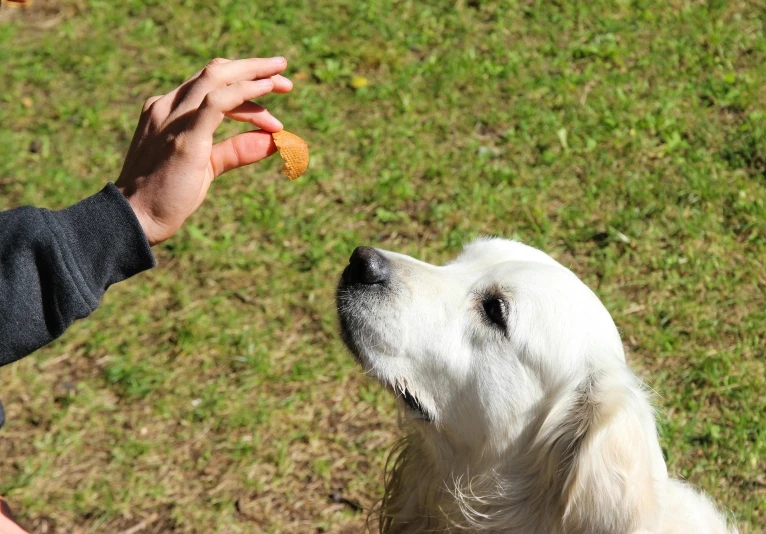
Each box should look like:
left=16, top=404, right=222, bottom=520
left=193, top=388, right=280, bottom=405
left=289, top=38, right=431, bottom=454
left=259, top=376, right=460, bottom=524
left=272, top=130, right=309, bottom=180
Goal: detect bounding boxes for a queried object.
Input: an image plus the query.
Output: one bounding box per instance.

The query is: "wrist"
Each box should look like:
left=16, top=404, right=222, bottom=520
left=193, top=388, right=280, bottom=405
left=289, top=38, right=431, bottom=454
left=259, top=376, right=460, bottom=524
left=116, top=185, right=162, bottom=246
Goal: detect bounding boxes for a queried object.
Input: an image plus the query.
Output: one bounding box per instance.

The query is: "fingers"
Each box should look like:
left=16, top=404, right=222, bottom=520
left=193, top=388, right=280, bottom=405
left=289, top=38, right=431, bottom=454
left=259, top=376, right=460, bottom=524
left=176, top=57, right=288, bottom=114
left=151, top=58, right=232, bottom=117
left=148, top=58, right=292, bottom=127
left=225, top=101, right=283, bottom=131
left=201, top=56, right=287, bottom=87
left=209, top=130, right=278, bottom=178
left=270, top=74, right=293, bottom=93
left=192, top=78, right=281, bottom=136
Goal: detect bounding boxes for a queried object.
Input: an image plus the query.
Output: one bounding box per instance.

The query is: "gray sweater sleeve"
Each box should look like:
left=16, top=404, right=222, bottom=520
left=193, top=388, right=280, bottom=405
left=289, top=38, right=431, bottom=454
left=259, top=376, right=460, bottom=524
left=0, top=183, right=155, bottom=367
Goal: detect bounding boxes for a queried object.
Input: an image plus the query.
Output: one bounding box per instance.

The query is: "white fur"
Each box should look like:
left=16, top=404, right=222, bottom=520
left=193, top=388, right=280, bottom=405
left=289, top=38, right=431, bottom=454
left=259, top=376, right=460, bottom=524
left=337, top=238, right=736, bottom=534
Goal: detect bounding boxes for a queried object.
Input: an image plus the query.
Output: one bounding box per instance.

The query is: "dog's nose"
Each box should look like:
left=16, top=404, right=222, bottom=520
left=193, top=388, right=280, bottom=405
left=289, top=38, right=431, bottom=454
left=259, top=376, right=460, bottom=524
left=344, top=246, right=391, bottom=285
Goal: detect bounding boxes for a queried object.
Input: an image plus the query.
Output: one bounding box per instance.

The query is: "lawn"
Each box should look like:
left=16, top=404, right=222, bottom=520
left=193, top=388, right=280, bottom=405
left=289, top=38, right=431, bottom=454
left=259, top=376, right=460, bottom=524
left=0, top=0, right=764, bottom=532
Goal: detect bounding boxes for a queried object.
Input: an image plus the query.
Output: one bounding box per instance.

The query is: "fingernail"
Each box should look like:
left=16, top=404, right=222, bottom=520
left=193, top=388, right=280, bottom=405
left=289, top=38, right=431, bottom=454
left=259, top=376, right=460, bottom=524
left=255, top=79, right=273, bottom=88
left=270, top=56, right=286, bottom=65
left=274, top=74, right=293, bottom=86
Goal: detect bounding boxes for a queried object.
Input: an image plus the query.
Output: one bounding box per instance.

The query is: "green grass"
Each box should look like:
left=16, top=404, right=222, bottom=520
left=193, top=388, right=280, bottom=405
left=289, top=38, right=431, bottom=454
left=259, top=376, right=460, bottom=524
left=1, top=0, right=764, bottom=532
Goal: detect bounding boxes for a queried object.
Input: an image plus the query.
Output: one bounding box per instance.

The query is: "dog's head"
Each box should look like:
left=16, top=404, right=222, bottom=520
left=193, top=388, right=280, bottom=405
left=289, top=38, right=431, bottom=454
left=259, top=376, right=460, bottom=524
left=335, top=238, right=736, bottom=533
left=336, top=237, right=626, bottom=457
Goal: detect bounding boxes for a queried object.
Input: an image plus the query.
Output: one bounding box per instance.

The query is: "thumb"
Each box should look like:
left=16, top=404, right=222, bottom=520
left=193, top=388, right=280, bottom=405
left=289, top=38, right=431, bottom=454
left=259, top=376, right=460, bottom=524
left=209, top=130, right=278, bottom=178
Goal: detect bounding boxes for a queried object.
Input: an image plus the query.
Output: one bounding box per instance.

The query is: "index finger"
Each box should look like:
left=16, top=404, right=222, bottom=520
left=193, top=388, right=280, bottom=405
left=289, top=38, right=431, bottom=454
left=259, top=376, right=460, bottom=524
left=205, top=56, right=288, bottom=85
left=170, top=57, right=288, bottom=119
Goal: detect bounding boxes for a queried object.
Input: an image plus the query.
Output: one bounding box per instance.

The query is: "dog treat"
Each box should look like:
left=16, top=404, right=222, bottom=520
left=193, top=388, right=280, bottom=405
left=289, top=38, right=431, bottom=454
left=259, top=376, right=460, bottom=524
left=272, top=130, right=309, bottom=180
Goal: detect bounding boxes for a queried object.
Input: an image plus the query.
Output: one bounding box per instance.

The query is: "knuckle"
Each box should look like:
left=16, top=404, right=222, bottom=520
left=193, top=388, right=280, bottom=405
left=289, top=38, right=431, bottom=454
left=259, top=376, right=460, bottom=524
left=200, top=64, right=219, bottom=81
left=148, top=103, right=164, bottom=120
left=142, top=96, right=160, bottom=112
left=200, top=58, right=228, bottom=80
left=201, top=91, right=220, bottom=110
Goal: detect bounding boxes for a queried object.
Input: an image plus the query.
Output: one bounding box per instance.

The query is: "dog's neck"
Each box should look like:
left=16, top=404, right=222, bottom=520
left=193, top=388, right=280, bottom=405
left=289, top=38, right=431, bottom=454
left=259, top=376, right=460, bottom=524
left=379, top=366, right=668, bottom=534
left=380, top=421, right=575, bottom=533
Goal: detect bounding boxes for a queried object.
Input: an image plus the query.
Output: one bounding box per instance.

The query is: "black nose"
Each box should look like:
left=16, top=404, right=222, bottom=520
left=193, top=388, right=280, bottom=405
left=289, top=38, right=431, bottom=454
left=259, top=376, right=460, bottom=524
left=344, top=246, right=391, bottom=285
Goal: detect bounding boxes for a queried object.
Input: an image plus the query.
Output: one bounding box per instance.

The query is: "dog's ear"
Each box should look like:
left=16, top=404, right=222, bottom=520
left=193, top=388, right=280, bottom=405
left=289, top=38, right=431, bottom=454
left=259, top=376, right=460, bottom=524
left=558, top=365, right=667, bottom=534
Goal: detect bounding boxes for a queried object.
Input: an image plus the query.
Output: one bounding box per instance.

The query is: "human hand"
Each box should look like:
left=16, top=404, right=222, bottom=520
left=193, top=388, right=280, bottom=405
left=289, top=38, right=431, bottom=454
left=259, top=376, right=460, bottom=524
left=115, top=57, right=292, bottom=246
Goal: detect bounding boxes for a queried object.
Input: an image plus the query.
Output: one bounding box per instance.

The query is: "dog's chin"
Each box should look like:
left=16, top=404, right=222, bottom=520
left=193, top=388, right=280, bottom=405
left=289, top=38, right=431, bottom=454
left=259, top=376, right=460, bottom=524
left=340, top=333, right=434, bottom=423
left=337, top=282, right=383, bottom=361
left=337, top=316, right=433, bottom=423
left=337, top=311, right=388, bottom=368
left=337, top=278, right=434, bottom=423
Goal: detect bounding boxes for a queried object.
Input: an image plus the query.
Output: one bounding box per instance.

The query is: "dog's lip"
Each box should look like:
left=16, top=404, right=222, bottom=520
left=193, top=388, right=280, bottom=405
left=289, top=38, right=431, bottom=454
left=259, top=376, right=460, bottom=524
left=337, top=271, right=431, bottom=422
left=394, top=385, right=433, bottom=423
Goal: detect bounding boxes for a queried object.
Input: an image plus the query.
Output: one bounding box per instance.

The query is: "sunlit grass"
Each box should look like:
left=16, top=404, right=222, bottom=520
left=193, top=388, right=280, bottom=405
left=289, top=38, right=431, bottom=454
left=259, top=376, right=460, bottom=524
left=0, top=0, right=764, bottom=531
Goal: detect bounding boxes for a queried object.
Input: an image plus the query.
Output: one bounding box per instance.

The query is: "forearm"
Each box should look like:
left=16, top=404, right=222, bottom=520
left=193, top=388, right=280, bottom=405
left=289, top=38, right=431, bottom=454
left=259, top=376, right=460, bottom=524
left=0, top=183, right=155, bottom=366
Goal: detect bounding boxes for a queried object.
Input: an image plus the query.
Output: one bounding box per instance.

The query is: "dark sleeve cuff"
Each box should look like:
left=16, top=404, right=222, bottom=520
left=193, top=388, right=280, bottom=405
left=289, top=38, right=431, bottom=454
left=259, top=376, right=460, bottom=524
left=47, top=183, right=156, bottom=303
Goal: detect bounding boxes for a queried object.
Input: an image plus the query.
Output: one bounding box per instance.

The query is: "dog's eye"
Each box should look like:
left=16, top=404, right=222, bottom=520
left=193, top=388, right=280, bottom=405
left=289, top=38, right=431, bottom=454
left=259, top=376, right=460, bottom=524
left=482, top=297, right=507, bottom=328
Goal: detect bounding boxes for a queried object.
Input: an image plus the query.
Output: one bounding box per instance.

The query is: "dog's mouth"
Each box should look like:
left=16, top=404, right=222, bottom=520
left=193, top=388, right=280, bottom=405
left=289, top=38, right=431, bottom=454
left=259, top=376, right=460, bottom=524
left=336, top=256, right=432, bottom=423
left=391, top=382, right=433, bottom=423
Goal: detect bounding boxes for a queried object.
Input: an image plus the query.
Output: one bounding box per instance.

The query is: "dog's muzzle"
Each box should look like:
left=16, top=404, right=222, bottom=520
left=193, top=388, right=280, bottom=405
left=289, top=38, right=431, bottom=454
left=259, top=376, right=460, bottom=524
left=337, top=247, right=433, bottom=423
left=336, top=246, right=391, bottom=362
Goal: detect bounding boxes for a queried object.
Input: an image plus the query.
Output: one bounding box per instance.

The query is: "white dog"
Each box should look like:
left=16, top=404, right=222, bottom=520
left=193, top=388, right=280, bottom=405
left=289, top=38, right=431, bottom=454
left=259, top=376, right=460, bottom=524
left=336, top=238, right=736, bottom=534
